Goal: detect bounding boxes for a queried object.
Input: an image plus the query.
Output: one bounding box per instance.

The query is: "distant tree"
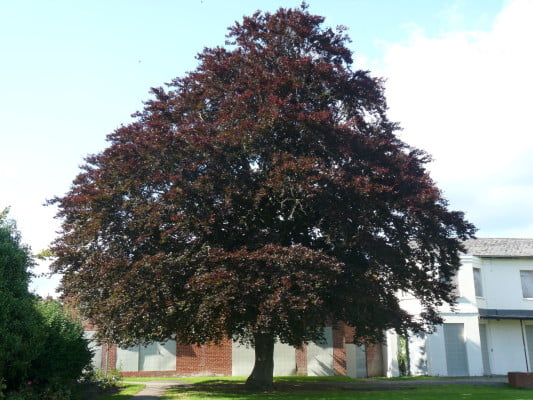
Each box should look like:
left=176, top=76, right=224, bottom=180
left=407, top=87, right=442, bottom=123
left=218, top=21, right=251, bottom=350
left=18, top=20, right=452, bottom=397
left=50, top=5, right=475, bottom=388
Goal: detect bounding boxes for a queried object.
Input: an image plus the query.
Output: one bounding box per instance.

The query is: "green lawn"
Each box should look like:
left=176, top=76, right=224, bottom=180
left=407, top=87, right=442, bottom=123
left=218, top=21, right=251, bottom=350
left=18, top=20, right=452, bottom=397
left=122, top=376, right=189, bottom=382
left=92, top=383, right=145, bottom=400
left=157, top=378, right=533, bottom=400
left=121, top=376, right=358, bottom=383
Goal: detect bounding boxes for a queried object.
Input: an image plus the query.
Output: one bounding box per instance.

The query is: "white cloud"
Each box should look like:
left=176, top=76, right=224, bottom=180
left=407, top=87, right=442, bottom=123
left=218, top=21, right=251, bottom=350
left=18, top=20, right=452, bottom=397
left=380, top=0, right=533, bottom=236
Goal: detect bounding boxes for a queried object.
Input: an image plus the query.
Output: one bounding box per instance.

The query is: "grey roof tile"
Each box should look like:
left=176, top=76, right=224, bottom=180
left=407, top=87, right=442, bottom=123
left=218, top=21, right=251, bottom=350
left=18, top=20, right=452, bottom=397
left=463, top=238, right=533, bottom=257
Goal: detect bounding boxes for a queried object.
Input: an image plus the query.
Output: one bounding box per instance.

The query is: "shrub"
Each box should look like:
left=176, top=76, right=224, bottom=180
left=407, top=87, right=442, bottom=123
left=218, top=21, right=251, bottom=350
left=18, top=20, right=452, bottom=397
left=91, top=368, right=122, bottom=390
left=30, top=299, right=93, bottom=385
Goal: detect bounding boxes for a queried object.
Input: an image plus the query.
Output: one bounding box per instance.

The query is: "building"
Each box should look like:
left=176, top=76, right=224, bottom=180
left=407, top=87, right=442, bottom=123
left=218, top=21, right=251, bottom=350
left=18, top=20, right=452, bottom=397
left=386, top=238, right=533, bottom=377
left=86, top=237, right=533, bottom=378
left=85, top=324, right=386, bottom=378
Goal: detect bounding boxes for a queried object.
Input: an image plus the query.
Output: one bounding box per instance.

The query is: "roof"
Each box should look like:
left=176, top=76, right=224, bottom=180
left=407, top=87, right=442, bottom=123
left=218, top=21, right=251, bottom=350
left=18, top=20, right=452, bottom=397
left=463, top=238, right=533, bottom=257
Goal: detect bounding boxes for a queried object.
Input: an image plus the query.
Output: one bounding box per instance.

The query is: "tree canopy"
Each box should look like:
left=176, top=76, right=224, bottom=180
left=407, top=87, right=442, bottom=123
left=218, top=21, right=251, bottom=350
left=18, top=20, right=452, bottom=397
left=0, top=210, right=92, bottom=393
left=50, top=4, right=475, bottom=388
left=0, top=209, right=42, bottom=389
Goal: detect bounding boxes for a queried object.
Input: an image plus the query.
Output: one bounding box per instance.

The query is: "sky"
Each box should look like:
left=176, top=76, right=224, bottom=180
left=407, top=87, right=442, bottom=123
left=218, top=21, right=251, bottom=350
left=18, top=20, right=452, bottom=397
left=1, top=0, right=531, bottom=297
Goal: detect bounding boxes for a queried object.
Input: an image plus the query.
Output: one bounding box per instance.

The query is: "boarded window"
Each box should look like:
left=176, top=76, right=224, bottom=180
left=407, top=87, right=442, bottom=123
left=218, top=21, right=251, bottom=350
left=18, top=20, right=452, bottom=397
left=232, top=341, right=296, bottom=376
left=473, top=268, right=483, bottom=297
left=83, top=331, right=102, bottom=369
left=116, top=340, right=176, bottom=372
left=307, top=327, right=333, bottom=376
left=521, top=271, right=533, bottom=298
left=346, top=344, right=367, bottom=378
left=443, top=323, right=469, bottom=376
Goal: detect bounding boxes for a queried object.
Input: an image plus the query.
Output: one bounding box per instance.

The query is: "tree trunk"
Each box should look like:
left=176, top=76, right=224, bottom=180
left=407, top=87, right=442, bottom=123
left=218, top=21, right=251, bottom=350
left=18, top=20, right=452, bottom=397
left=245, top=333, right=275, bottom=390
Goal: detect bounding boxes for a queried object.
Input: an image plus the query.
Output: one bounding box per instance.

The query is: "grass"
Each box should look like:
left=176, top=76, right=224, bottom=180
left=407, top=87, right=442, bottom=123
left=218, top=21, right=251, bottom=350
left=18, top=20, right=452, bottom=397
left=372, top=375, right=464, bottom=381
left=121, top=376, right=359, bottom=383
left=122, top=376, right=188, bottom=382
left=92, top=383, right=145, bottom=400
left=157, top=377, right=533, bottom=400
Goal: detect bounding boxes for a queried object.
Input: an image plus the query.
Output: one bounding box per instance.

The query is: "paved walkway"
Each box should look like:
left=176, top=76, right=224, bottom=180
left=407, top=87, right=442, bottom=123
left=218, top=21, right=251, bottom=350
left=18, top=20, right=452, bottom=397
left=127, top=381, right=183, bottom=399
left=126, top=376, right=508, bottom=398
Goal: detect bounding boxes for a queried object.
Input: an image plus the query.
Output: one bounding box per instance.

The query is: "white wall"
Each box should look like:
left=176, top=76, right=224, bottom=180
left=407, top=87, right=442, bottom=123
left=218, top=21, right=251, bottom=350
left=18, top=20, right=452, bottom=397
left=385, top=330, right=399, bottom=377
left=477, top=258, right=533, bottom=310
left=486, top=320, right=527, bottom=374
left=408, top=333, right=428, bottom=376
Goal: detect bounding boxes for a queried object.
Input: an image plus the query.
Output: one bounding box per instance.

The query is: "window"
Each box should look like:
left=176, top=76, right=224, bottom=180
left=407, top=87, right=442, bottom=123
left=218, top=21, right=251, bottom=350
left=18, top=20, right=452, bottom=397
left=520, top=271, right=533, bottom=298
left=473, top=268, right=483, bottom=297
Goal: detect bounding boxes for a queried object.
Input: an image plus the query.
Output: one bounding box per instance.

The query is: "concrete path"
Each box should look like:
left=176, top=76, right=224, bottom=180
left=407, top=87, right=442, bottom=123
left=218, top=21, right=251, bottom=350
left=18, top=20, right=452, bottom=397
left=126, top=380, right=183, bottom=399
left=336, top=376, right=508, bottom=391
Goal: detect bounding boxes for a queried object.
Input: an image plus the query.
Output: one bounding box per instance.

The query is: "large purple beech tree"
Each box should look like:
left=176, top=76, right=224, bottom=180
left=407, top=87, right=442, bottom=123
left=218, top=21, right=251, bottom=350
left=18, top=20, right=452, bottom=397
left=51, top=5, right=475, bottom=388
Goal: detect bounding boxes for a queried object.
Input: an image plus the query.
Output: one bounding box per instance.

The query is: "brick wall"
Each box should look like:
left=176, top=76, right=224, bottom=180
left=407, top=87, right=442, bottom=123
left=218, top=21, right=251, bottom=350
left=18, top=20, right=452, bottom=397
left=295, top=344, right=307, bottom=375
left=176, top=339, right=232, bottom=376
left=333, top=324, right=347, bottom=376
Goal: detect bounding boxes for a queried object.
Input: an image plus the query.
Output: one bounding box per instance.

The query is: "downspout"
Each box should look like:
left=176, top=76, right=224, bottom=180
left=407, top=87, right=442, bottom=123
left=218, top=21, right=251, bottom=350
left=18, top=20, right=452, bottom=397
left=520, top=319, right=529, bottom=372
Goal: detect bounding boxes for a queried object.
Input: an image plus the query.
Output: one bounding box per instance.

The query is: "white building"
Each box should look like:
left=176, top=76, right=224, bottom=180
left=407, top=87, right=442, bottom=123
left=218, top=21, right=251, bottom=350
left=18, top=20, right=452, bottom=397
left=386, top=238, right=533, bottom=377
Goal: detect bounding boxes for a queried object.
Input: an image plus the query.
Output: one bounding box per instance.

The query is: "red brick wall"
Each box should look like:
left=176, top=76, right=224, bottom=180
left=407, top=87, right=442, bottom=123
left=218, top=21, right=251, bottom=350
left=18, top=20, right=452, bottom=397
left=295, top=344, right=307, bottom=375
left=333, top=324, right=347, bottom=376
left=508, top=372, right=533, bottom=388
left=100, top=343, right=117, bottom=372
left=176, top=339, right=232, bottom=376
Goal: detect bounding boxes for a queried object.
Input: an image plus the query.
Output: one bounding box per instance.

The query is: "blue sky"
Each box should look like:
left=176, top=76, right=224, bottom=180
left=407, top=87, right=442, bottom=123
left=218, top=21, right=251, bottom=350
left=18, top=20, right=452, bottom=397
left=2, top=0, right=531, bottom=296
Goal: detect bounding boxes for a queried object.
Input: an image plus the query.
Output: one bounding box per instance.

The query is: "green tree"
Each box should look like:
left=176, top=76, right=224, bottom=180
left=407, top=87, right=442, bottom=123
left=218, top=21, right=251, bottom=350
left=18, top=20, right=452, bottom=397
left=0, top=210, right=91, bottom=392
left=0, top=209, right=43, bottom=389
left=50, top=5, right=475, bottom=388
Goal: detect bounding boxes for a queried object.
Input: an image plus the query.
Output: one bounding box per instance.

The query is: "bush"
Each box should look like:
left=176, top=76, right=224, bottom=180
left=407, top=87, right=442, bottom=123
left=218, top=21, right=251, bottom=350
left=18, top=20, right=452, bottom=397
left=30, top=299, right=93, bottom=385
left=90, top=368, right=122, bottom=390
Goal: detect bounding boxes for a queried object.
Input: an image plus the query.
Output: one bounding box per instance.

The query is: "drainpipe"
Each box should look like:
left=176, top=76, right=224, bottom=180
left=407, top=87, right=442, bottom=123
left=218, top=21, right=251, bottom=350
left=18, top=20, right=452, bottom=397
left=520, top=319, right=529, bottom=372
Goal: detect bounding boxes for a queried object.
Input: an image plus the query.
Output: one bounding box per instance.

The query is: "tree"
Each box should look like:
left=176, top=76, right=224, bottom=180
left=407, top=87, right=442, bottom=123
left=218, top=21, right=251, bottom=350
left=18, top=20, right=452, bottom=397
left=0, top=209, right=43, bottom=390
left=50, top=5, right=475, bottom=389
left=0, top=210, right=92, bottom=393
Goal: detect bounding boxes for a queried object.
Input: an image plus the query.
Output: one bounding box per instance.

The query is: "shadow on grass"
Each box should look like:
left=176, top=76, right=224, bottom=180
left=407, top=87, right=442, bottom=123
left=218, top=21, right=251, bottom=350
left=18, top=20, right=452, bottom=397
left=164, top=381, right=532, bottom=400
left=77, top=383, right=145, bottom=400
